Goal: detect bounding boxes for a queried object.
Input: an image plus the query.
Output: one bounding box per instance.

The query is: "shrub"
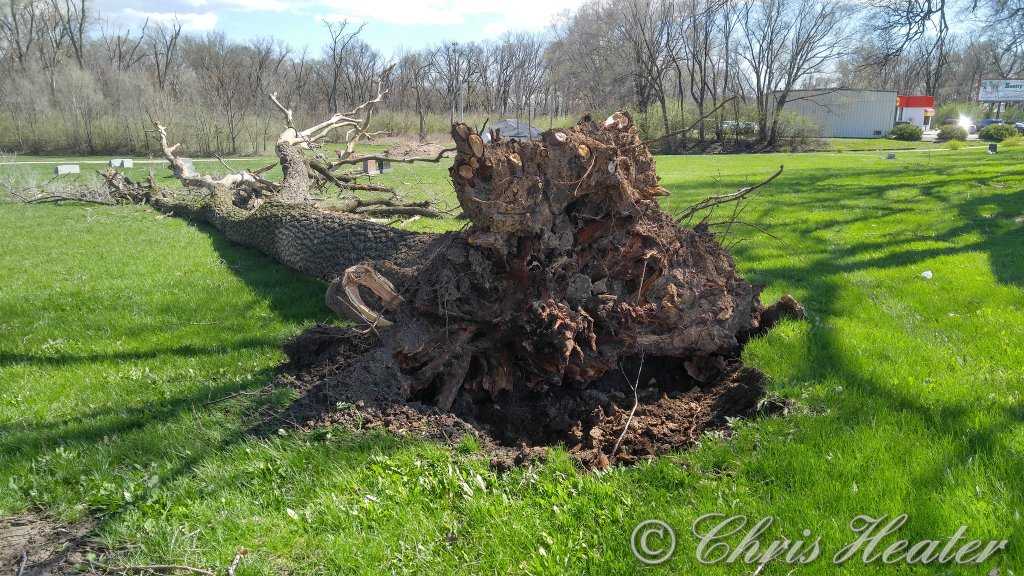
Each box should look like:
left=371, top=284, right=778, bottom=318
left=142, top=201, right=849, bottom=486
left=774, top=111, right=821, bottom=151
left=946, top=139, right=965, bottom=150
left=979, top=123, right=1018, bottom=142
left=1000, top=135, right=1023, bottom=147
left=937, top=125, right=968, bottom=141
left=889, top=124, right=923, bottom=141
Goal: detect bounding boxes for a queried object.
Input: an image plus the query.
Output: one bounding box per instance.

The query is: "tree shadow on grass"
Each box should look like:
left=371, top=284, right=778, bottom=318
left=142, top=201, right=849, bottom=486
left=695, top=157, right=1024, bottom=558
left=185, top=220, right=330, bottom=325
left=2, top=363, right=413, bottom=570
left=715, top=155, right=1024, bottom=292
left=763, top=272, right=1023, bottom=549
left=0, top=338, right=283, bottom=368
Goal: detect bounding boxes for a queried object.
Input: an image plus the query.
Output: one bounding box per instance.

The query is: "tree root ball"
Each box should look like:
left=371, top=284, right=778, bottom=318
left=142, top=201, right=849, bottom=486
left=278, top=112, right=803, bottom=468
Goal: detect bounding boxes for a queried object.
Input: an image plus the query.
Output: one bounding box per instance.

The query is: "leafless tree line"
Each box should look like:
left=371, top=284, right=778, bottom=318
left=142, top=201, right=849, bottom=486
left=1, top=0, right=1022, bottom=156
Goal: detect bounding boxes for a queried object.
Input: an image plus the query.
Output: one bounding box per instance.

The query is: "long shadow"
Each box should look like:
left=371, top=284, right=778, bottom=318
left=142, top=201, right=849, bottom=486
left=0, top=337, right=282, bottom=368
left=788, top=281, right=1023, bottom=552
left=927, top=185, right=1024, bottom=289
left=184, top=220, right=330, bottom=324
left=2, top=367, right=411, bottom=570
left=0, top=371, right=271, bottom=462
left=700, top=152, right=1024, bottom=291
left=1, top=202, right=416, bottom=570
left=694, top=155, right=1024, bottom=556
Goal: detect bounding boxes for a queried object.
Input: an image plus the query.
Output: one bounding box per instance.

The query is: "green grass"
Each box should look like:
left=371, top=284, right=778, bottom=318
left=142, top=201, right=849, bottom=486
left=1, top=147, right=1023, bottom=574
left=821, top=138, right=952, bottom=151
left=0, top=146, right=458, bottom=233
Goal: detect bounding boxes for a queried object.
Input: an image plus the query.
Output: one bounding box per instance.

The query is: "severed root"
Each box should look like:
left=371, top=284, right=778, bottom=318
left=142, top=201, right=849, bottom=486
left=758, top=294, right=806, bottom=333
left=326, top=264, right=404, bottom=328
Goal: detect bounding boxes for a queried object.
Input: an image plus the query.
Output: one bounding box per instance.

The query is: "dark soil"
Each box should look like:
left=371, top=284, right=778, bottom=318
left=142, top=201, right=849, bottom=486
left=266, top=325, right=785, bottom=470
left=0, top=513, right=100, bottom=575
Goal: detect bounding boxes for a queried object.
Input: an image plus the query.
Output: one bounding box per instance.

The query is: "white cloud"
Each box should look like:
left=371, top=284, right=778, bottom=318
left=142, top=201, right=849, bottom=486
left=318, top=13, right=366, bottom=25
left=219, top=0, right=290, bottom=12
left=481, top=21, right=511, bottom=38
left=314, top=0, right=577, bottom=29
left=122, top=8, right=219, bottom=31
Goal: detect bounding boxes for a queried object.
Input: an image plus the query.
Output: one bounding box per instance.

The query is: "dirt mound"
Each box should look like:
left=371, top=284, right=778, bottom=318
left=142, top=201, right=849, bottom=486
left=383, top=140, right=450, bottom=160
left=269, top=113, right=801, bottom=469
left=0, top=513, right=99, bottom=575
left=271, top=325, right=784, bottom=469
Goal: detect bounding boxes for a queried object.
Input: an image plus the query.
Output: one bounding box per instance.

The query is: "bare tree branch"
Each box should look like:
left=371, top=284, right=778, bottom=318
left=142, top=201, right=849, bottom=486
left=676, top=165, right=784, bottom=222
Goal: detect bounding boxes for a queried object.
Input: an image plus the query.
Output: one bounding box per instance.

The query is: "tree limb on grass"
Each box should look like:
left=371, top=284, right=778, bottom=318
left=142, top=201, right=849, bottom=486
left=676, top=165, right=783, bottom=223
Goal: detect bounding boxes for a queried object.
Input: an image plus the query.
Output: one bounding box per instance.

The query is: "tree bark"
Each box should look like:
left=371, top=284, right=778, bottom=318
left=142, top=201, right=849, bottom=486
left=150, top=188, right=438, bottom=281
left=275, top=141, right=314, bottom=204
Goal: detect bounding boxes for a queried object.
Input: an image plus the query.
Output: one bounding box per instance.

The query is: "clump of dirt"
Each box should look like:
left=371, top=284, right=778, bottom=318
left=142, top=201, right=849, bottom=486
left=0, top=513, right=99, bottom=575
left=383, top=140, right=450, bottom=160
left=267, top=112, right=802, bottom=469
left=270, top=325, right=785, bottom=470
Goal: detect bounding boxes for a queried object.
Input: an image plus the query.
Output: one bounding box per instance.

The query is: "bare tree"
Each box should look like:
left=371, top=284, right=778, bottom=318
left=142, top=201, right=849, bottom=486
left=316, top=20, right=365, bottom=115
left=99, top=17, right=147, bottom=72
left=146, top=19, right=181, bottom=92
left=397, top=50, right=434, bottom=140
left=739, top=0, right=854, bottom=144
left=432, top=41, right=468, bottom=123
left=682, top=0, right=728, bottom=143
left=618, top=0, right=680, bottom=150
left=48, top=0, right=86, bottom=68
left=187, top=33, right=256, bottom=155
left=0, top=0, right=42, bottom=70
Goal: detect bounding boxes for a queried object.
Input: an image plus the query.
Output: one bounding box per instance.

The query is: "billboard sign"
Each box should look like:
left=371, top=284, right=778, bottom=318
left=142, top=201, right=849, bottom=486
left=979, top=79, right=1024, bottom=102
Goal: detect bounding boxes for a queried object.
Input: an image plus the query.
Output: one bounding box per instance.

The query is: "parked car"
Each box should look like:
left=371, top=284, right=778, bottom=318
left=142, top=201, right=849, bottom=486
left=977, top=118, right=1005, bottom=130
left=720, top=120, right=758, bottom=135
left=1016, top=121, right=1024, bottom=134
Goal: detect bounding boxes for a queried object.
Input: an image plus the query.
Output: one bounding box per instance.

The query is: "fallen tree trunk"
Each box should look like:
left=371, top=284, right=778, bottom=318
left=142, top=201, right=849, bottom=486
left=90, top=106, right=800, bottom=467
left=134, top=74, right=448, bottom=280
left=149, top=191, right=441, bottom=280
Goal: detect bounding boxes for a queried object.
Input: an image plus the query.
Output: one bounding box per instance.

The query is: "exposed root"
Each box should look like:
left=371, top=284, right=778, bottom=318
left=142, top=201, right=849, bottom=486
left=272, top=112, right=801, bottom=468
left=326, top=264, right=403, bottom=327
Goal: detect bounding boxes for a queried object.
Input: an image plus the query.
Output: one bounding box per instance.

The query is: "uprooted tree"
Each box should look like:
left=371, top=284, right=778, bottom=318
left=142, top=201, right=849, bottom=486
left=31, top=79, right=801, bottom=466
left=298, top=112, right=803, bottom=467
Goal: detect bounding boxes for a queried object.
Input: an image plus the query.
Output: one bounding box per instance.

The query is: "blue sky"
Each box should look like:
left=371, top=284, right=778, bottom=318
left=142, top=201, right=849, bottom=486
left=101, top=0, right=581, bottom=56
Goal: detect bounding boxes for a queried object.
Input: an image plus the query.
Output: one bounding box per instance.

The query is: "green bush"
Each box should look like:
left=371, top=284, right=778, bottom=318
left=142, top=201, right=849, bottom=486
left=1000, top=135, right=1023, bottom=147
left=889, top=124, right=923, bottom=141
left=979, top=123, right=1018, bottom=142
left=937, top=125, right=968, bottom=141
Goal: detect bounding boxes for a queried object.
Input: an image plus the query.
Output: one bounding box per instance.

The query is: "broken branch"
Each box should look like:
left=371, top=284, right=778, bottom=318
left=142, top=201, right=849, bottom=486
left=329, top=147, right=456, bottom=168
left=676, top=165, right=783, bottom=223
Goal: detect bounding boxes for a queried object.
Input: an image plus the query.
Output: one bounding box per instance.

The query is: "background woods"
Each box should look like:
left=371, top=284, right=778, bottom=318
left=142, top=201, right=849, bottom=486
left=1, top=0, right=1023, bottom=155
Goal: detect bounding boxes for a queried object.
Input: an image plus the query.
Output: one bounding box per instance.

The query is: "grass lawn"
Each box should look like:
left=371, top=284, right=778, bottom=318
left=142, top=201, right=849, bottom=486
left=1, top=145, right=1022, bottom=574
left=818, top=137, right=950, bottom=151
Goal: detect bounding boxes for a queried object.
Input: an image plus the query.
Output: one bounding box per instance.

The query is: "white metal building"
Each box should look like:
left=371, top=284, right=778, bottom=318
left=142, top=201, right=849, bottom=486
left=781, top=89, right=897, bottom=138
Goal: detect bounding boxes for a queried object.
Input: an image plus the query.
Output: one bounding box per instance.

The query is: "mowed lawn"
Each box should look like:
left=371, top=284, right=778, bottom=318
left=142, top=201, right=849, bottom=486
left=0, top=146, right=1022, bottom=574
